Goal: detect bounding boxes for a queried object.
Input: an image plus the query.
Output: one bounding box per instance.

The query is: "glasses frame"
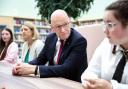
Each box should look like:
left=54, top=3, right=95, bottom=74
left=102, top=22, right=118, bottom=31
left=51, top=22, right=70, bottom=31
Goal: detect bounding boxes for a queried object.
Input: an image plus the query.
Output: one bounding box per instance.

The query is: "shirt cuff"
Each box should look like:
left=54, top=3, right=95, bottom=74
left=110, top=80, right=118, bottom=89
left=35, top=66, right=40, bottom=77
left=37, top=66, right=40, bottom=77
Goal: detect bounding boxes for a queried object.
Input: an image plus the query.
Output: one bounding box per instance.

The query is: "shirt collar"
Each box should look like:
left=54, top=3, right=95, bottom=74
left=57, top=38, right=66, bottom=43
left=115, top=45, right=128, bottom=53
left=116, top=45, right=124, bottom=52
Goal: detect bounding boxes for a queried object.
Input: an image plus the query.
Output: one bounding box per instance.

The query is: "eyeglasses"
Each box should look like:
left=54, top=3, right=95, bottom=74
left=51, top=22, right=70, bottom=30
left=102, top=22, right=117, bottom=31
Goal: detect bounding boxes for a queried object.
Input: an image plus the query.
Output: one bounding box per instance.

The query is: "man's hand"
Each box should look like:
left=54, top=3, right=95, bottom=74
left=12, top=63, right=36, bottom=75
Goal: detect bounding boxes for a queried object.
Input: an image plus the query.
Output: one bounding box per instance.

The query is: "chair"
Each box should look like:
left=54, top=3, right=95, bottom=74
left=75, top=24, right=105, bottom=62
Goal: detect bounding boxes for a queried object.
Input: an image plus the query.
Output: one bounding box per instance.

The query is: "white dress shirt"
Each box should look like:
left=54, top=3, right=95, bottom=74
left=53, top=38, right=62, bottom=64
left=81, top=38, right=128, bottom=89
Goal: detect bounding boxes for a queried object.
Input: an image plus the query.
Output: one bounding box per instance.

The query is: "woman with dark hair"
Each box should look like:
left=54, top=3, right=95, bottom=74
left=81, top=0, right=128, bottom=89
left=0, top=28, right=18, bottom=64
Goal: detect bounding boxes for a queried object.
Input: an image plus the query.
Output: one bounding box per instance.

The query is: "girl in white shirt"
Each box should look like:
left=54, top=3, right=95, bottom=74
left=81, top=0, right=128, bottom=89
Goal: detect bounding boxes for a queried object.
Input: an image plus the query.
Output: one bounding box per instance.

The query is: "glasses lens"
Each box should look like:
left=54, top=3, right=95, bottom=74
left=102, top=22, right=117, bottom=31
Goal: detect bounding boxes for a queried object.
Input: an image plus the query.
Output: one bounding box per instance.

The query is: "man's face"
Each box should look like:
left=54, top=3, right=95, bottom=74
left=51, top=16, right=71, bottom=41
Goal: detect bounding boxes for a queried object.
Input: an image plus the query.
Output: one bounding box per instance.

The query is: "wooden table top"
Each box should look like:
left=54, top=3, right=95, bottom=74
left=0, top=62, right=84, bottom=89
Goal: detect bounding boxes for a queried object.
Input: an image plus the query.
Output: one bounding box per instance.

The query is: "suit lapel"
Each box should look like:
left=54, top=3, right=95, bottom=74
left=49, top=37, right=58, bottom=65
left=59, top=29, right=73, bottom=64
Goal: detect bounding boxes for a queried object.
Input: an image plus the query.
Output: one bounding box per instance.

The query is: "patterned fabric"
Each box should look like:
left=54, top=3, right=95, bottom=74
left=56, top=40, right=64, bottom=64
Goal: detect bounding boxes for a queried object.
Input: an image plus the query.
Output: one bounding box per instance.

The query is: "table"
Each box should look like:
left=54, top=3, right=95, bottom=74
left=0, top=62, right=84, bottom=89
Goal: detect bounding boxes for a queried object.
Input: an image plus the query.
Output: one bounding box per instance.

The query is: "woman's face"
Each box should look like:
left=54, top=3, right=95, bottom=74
left=2, top=30, right=11, bottom=44
left=103, top=10, right=128, bottom=45
left=21, top=25, right=33, bottom=41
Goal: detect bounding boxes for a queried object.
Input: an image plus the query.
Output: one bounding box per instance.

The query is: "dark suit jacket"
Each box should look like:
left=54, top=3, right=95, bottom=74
left=29, top=28, right=88, bottom=82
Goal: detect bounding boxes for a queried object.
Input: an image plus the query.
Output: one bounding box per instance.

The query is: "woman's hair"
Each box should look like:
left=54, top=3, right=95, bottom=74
left=22, top=21, right=39, bottom=40
left=105, top=0, right=128, bottom=27
left=0, top=28, right=13, bottom=60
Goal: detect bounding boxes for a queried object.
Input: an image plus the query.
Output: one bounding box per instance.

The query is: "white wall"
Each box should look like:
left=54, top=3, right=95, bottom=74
left=78, top=0, right=116, bottom=20
left=0, top=0, right=116, bottom=20
left=0, top=0, right=40, bottom=19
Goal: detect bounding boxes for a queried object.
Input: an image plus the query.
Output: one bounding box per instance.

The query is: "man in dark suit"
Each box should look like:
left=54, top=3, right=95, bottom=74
left=12, top=9, right=88, bottom=82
